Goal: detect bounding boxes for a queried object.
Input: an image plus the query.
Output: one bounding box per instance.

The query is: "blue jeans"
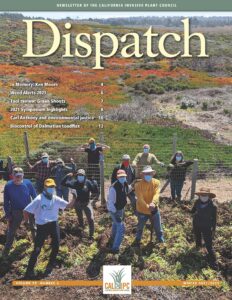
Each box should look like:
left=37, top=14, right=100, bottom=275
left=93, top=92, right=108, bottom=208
left=136, top=211, right=164, bottom=242
left=170, top=179, right=184, bottom=199
left=110, top=209, right=125, bottom=251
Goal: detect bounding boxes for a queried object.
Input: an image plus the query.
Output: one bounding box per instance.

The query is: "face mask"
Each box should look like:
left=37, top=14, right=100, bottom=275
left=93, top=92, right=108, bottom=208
left=176, top=156, right=182, bottom=162
left=118, top=177, right=127, bottom=184
left=200, top=196, right=209, bottom=203
left=143, top=148, right=149, bottom=154
left=46, top=187, right=55, bottom=195
left=14, top=175, right=24, bottom=185
left=90, top=143, right=96, bottom=151
left=122, top=161, right=129, bottom=168
left=144, top=175, right=152, bottom=182
left=77, top=175, right=85, bottom=183
left=42, top=157, right=48, bottom=164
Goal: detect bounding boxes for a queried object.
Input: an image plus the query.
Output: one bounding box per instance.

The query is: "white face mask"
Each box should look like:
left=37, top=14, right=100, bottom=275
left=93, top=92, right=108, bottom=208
left=200, top=196, right=209, bottom=203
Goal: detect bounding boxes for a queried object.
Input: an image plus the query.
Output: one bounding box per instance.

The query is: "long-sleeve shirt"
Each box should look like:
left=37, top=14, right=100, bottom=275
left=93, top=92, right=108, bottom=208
left=132, top=153, right=160, bottom=175
left=111, top=164, right=135, bottom=185
left=61, top=175, right=97, bottom=205
left=167, top=161, right=193, bottom=181
left=29, top=160, right=56, bottom=181
left=52, top=163, right=76, bottom=187
left=135, top=178, right=160, bottom=215
left=191, top=199, right=217, bottom=229
left=107, top=186, right=117, bottom=213
left=4, top=179, right=37, bottom=217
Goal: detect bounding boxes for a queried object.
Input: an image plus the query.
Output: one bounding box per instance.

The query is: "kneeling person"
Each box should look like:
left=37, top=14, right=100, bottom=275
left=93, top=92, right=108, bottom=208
left=23, top=178, right=75, bottom=278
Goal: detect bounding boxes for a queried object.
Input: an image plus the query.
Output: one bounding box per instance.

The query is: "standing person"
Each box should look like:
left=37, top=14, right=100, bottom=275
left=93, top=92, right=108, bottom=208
left=111, top=154, right=137, bottom=212
left=51, top=158, right=76, bottom=201
left=27, top=152, right=56, bottom=193
left=61, top=169, right=98, bottom=241
left=134, top=166, right=164, bottom=245
left=1, top=167, right=37, bottom=257
left=79, top=137, right=110, bottom=185
left=184, top=188, right=218, bottom=269
left=167, top=151, right=193, bottom=202
left=4, top=156, right=16, bottom=181
left=23, top=178, right=76, bottom=278
left=107, top=170, right=128, bottom=254
left=132, top=144, right=164, bottom=178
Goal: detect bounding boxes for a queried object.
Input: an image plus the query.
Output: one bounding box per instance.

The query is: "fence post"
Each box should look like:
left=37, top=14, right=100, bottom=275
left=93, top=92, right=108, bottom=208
left=99, top=132, right=105, bottom=205
left=172, top=133, right=177, bottom=155
left=23, top=132, right=30, bottom=159
left=190, top=159, right=198, bottom=201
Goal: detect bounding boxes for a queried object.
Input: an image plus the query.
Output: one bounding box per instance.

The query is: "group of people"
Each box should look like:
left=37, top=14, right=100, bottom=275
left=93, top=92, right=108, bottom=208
left=0, top=138, right=219, bottom=278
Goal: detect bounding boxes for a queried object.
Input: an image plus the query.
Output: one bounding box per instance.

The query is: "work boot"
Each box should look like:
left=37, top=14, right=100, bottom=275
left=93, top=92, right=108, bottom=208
left=132, top=238, right=141, bottom=247
left=24, top=270, right=35, bottom=279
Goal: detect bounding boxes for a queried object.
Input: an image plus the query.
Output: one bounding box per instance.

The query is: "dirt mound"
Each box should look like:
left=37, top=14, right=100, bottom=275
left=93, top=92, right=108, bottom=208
left=0, top=198, right=231, bottom=299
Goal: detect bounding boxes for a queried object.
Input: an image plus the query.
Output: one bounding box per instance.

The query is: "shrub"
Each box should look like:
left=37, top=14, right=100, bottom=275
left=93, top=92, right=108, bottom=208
left=202, top=102, right=208, bottom=111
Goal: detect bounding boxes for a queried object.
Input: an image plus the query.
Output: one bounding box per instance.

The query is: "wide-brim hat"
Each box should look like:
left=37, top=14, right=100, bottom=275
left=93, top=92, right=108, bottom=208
left=195, top=187, right=216, bottom=198
left=142, top=166, right=156, bottom=173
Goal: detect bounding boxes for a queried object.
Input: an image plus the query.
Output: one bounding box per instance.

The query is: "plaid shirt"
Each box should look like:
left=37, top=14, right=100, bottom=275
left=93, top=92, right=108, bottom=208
left=30, top=160, right=56, bottom=181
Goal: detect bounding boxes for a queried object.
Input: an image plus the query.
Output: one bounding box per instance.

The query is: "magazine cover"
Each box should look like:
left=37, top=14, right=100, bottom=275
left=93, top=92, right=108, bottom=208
left=0, top=1, right=231, bottom=299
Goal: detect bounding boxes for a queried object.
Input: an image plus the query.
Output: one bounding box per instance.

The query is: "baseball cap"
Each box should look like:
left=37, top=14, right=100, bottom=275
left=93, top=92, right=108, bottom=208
left=44, top=178, right=56, bottom=187
left=89, top=138, right=95, bottom=143
left=122, top=154, right=130, bottom=160
left=13, top=167, right=24, bottom=176
left=117, top=169, right=127, bottom=177
left=41, top=152, right=49, bottom=158
left=77, top=169, right=86, bottom=176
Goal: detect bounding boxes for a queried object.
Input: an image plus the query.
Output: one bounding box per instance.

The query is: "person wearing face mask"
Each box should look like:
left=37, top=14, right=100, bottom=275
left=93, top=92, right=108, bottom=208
left=23, top=178, right=76, bottom=278
left=51, top=158, right=76, bottom=201
left=61, top=169, right=98, bottom=241
left=167, top=151, right=193, bottom=202
left=184, top=188, right=218, bottom=269
left=111, top=154, right=137, bottom=213
left=134, top=166, right=164, bottom=245
left=132, top=144, right=165, bottom=178
left=79, top=138, right=110, bottom=205
left=107, top=169, right=129, bottom=254
left=27, top=152, right=56, bottom=194
left=1, top=167, right=37, bottom=257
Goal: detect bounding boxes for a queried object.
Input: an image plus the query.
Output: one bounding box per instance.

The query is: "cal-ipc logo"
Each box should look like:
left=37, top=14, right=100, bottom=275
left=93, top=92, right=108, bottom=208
left=103, top=265, right=131, bottom=295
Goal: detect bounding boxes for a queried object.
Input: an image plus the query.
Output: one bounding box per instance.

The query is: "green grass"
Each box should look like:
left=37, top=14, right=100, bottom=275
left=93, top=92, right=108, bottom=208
left=0, top=121, right=231, bottom=177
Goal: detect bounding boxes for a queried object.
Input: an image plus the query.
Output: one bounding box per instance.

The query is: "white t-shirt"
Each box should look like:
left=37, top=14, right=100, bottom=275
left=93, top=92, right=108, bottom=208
left=24, top=193, right=68, bottom=225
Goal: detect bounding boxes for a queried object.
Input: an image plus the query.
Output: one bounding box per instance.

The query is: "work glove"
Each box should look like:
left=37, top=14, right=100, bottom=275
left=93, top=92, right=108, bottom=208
left=149, top=204, right=158, bottom=215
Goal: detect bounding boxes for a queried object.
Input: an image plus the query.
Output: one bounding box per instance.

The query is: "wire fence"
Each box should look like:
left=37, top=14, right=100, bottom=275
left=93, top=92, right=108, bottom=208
left=0, top=131, right=231, bottom=202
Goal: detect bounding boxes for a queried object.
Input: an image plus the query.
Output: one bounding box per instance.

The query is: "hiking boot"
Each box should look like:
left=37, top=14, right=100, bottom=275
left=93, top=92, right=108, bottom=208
left=102, top=247, right=119, bottom=254
left=45, top=262, right=56, bottom=275
left=88, top=236, right=94, bottom=243
left=132, top=239, right=141, bottom=247
left=108, top=248, right=119, bottom=255
left=24, top=270, right=35, bottom=279
left=209, top=260, right=219, bottom=270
